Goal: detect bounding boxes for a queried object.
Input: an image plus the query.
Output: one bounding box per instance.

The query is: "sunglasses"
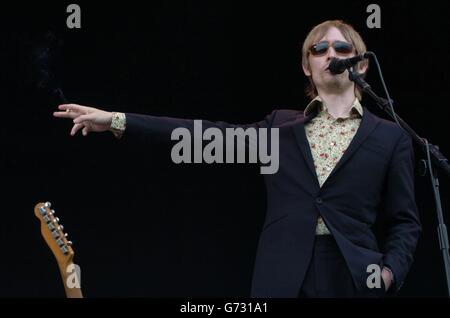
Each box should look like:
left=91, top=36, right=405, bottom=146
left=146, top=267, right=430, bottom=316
left=309, top=40, right=354, bottom=56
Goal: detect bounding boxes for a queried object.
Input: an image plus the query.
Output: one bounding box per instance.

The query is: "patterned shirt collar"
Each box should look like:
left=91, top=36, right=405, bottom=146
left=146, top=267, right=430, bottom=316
left=303, top=96, right=363, bottom=118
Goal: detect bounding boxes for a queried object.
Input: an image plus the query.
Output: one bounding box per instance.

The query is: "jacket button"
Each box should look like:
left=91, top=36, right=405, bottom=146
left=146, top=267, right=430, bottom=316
left=316, top=197, right=323, bottom=204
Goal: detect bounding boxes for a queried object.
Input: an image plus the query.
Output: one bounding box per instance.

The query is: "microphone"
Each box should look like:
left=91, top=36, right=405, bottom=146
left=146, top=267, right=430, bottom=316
left=327, top=52, right=371, bottom=75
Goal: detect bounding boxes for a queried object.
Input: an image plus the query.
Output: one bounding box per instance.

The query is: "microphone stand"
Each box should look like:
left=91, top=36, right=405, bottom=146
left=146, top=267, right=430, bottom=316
left=348, top=69, right=450, bottom=297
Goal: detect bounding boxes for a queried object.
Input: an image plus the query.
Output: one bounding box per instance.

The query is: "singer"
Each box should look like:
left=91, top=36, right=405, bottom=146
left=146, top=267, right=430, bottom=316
left=53, top=20, right=421, bottom=298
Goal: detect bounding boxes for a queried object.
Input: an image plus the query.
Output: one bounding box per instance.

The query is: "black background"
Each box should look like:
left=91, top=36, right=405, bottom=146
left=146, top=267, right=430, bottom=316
left=1, top=0, right=449, bottom=297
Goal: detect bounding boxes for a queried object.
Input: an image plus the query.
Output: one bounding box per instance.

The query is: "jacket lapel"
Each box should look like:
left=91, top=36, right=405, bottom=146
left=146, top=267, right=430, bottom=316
left=322, top=107, right=380, bottom=187
left=292, top=112, right=321, bottom=190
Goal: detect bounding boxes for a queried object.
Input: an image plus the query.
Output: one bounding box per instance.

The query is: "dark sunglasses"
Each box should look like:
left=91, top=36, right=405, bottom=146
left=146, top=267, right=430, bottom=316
left=309, top=40, right=354, bottom=56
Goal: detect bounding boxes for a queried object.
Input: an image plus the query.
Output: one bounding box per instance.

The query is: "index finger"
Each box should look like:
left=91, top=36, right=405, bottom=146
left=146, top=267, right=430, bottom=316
left=53, top=111, right=78, bottom=119
left=58, top=104, right=87, bottom=112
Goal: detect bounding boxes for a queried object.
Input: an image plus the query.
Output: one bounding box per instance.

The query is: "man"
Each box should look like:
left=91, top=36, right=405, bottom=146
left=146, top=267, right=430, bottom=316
left=54, top=20, right=421, bottom=297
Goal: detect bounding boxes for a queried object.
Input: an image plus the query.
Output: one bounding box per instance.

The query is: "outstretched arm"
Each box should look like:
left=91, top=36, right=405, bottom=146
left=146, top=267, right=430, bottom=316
left=53, top=104, right=277, bottom=141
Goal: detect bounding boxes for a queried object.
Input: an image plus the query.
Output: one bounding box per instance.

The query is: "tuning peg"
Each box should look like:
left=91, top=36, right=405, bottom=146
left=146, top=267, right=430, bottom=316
left=56, top=238, right=64, bottom=246
left=44, top=202, right=52, bottom=208
left=39, top=206, right=47, bottom=216
left=51, top=230, right=60, bottom=239
left=64, top=233, right=69, bottom=237
left=60, top=246, right=69, bottom=255
left=58, top=225, right=64, bottom=231
left=67, top=241, right=73, bottom=246
left=47, top=223, right=56, bottom=231
left=55, top=217, right=60, bottom=223
left=43, top=215, right=51, bottom=223
left=49, top=209, right=55, bottom=215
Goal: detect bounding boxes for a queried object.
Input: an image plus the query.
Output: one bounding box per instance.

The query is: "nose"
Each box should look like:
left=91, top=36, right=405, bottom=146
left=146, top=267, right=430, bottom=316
left=327, top=47, right=337, bottom=60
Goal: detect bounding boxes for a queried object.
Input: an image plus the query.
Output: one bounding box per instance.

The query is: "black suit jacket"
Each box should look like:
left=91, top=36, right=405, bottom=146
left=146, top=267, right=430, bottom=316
left=123, top=106, right=421, bottom=297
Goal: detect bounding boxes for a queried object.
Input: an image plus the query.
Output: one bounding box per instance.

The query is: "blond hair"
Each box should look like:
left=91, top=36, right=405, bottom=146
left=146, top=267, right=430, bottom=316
left=301, top=20, right=369, bottom=100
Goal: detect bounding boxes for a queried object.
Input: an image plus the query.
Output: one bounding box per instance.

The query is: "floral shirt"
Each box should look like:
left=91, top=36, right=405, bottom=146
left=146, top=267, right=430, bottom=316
left=304, top=96, right=363, bottom=235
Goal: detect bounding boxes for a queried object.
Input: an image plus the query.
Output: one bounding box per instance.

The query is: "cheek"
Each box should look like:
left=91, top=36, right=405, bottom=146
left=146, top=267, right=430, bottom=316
left=308, top=58, right=324, bottom=74
left=309, top=62, right=323, bottom=78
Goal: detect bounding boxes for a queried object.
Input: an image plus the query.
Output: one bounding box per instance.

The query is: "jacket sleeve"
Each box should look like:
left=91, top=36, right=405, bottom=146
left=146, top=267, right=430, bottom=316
left=122, top=111, right=278, bottom=144
left=381, top=131, right=422, bottom=292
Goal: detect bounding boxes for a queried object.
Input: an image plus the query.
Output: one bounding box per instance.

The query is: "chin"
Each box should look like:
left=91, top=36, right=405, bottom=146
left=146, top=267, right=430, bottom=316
left=322, top=77, right=342, bottom=86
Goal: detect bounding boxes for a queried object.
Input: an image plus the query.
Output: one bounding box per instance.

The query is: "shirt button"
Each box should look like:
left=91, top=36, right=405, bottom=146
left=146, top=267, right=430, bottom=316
left=316, top=197, right=323, bottom=204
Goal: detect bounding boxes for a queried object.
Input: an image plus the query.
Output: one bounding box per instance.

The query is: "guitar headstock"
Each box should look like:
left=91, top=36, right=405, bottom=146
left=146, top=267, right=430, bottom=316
left=34, top=202, right=74, bottom=267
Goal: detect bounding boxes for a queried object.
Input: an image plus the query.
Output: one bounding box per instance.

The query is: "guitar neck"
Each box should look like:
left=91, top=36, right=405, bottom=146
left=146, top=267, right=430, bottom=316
left=64, top=285, right=83, bottom=298
left=58, top=261, right=83, bottom=298
left=35, top=202, right=84, bottom=298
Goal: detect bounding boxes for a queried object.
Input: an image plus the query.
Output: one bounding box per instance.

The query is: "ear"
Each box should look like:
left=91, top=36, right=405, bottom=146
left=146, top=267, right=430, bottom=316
left=302, top=62, right=311, bottom=76
left=357, top=62, right=368, bottom=75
